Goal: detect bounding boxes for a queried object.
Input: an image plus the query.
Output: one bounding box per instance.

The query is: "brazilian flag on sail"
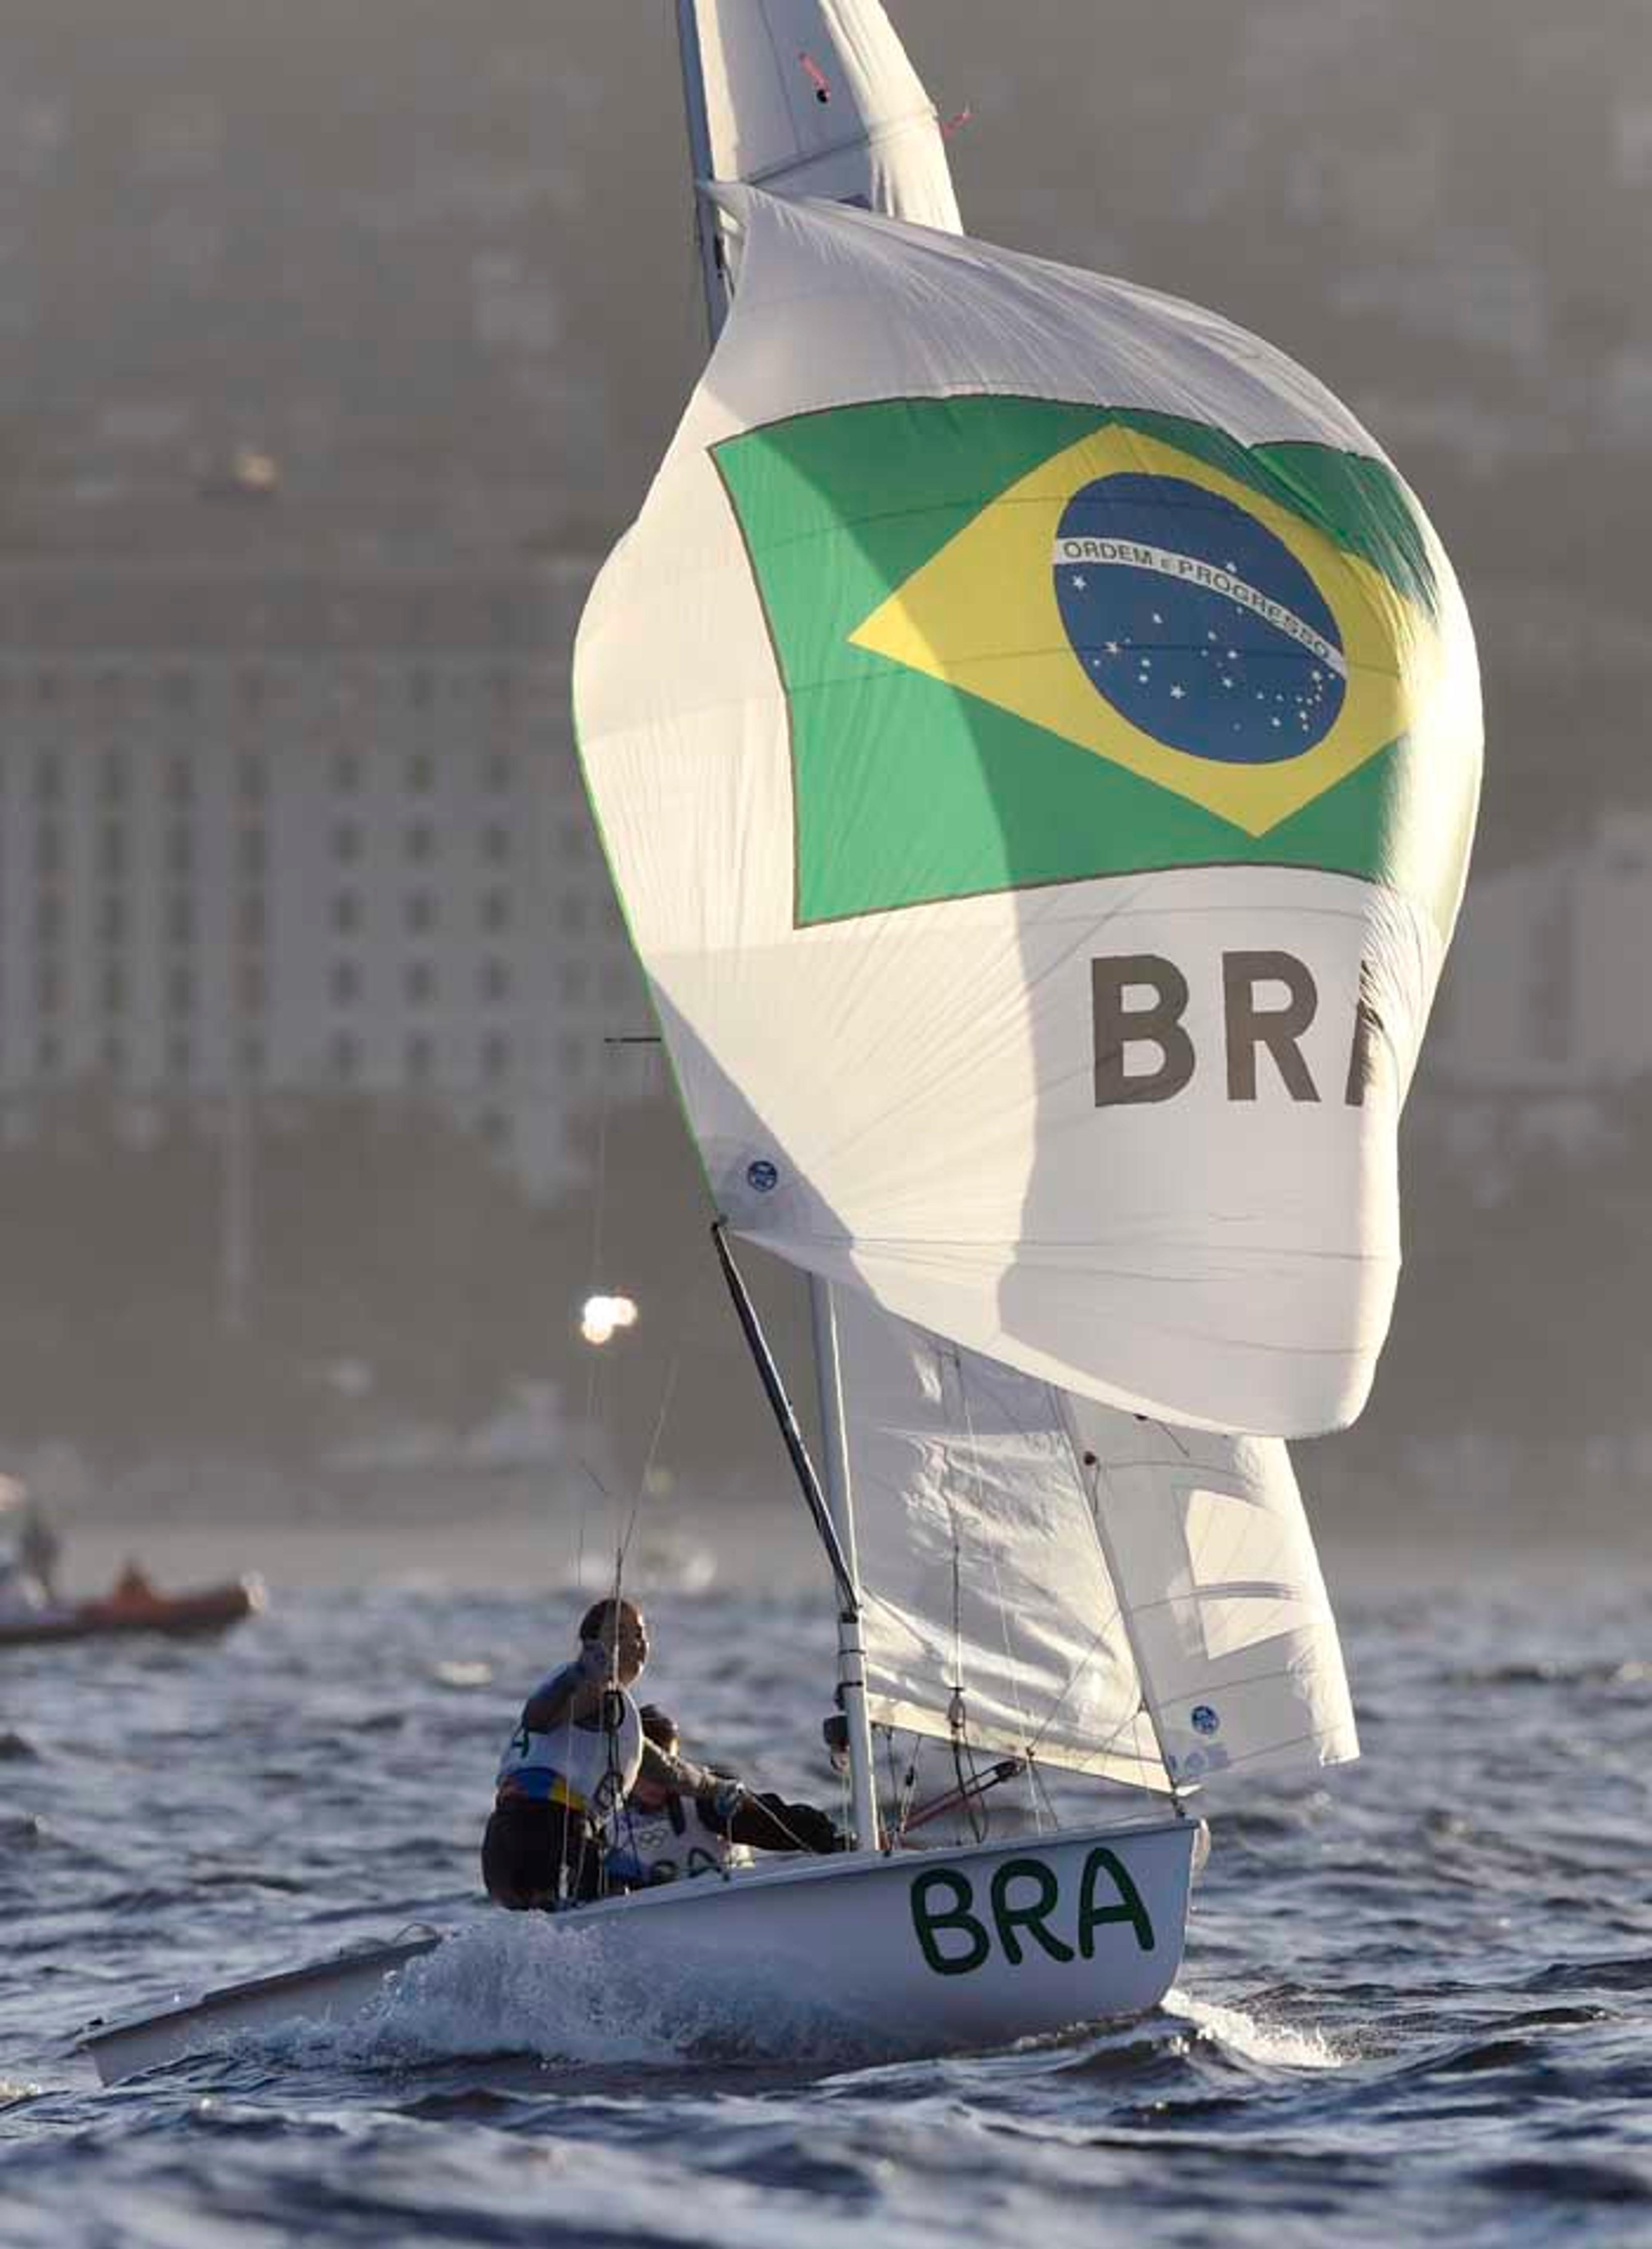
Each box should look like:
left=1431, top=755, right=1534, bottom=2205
left=714, top=398, right=1476, bottom=932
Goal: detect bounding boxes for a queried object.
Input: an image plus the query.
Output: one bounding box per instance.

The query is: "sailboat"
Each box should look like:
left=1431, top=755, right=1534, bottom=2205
left=81, top=0, right=1479, bottom=2084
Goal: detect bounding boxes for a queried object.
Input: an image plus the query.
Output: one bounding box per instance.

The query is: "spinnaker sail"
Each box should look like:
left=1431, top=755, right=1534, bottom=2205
left=573, top=185, right=1482, bottom=1437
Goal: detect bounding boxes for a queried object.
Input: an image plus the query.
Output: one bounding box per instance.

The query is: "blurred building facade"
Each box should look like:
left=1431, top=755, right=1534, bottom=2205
left=0, top=544, right=648, bottom=1198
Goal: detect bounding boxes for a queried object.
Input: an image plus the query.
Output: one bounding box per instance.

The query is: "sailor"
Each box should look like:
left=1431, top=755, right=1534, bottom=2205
left=482, top=1597, right=734, bottom=1910
left=18, top=1498, right=60, bottom=1604
left=0, top=1477, right=51, bottom=1619
left=605, top=1704, right=841, bottom=1888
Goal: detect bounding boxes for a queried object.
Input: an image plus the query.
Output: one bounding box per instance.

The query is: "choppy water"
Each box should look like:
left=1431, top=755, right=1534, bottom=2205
left=5, top=1549, right=1652, bottom=2247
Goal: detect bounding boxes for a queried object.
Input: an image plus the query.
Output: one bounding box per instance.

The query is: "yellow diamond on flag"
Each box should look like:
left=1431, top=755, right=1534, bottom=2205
left=848, top=425, right=1436, bottom=837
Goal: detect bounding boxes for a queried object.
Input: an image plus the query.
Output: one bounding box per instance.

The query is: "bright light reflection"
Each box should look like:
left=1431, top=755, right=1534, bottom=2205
left=580, top=1293, right=639, bottom=1346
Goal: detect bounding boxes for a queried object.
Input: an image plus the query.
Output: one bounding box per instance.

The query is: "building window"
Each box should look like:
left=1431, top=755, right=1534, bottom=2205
left=36, top=1030, right=61, bottom=1075
left=481, top=823, right=510, bottom=865
left=480, top=1110, right=509, bottom=1153
left=36, top=958, right=62, bottom=1015
left=166, top=753, right=194, bottom=804
left=240, top=1033, right=265, bottom=1080
left=99, top=750, right=128, bottom=805
left=332, top=891, right=361, bottom=934
left=481, top=957, right=510, bottom=1004
left=167, top=822, right=193, bottom=877
left=240, top=824, right=266, bottom=877
left=100, top=895, right=126, bottom=945
left=405, top=891, right=436, bottom=935
left=34, top=893, right=63, bottom=943
left=330, top=960, right=360, bottom=1006
left=481, top=887, right=511, bottom=933
left=560, top=818, right=589, bottom=858
left=484, top=750, right=511, bottom=793
left=162, top=671, right=196, bottom=711
left=561, top=962, right=590, bottom=1005
left=410, top=669, right=433, bottom=711
left=239, top=753, right=267, bottom=802
left=240, top=892, right=267, bottom=943
left=99, top=1032, right=126, bottom=1077
left=100, top=823, right=125, bottom=879
left=331, top=1032, right=358, bottom=1082
left=240, top=672, right=267, bottom=714
left=168, top=1032, right=191, bottom=1079
left=34, top=821, right=62, bottom=877
left=239, top=961, right=266, bottom=1014
left=168, top=894, right=194, bottom=945
left=101, top=963, right=126, bottom=1015
left=333, top=822, right=362, bottom=865
left=405, top=821, right=434, bottom=864
left=333, top=751, right=361, bottom=795
left=557, top=1035, right=585, bottom=1080
left=34, top=671, right=59, bottom=706
left=407, top=1033, right=433, bottom=1084
left=406, top=752, right=434, bottom=794
left=558, top=893, right=588, bottom=936
left=167, top=964, right=194, bottom=1016
left=481, top=1031, right=510, bottom=1081
left=33, top=750, right=62, bottom=805
left=405, top=960, right=435, bottom=1006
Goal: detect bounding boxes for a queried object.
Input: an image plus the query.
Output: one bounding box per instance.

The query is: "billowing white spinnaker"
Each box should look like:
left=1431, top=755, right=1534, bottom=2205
left=574, top=186, right=1480, bottom=1435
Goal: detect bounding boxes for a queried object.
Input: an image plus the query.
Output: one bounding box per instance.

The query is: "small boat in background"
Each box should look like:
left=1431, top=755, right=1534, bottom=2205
left=0, top=1563, right=264, bottom=1652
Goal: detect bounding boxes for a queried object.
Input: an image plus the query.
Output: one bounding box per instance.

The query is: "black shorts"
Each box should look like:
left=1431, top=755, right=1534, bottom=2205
left=482, top=1799, right=605, bottom=1909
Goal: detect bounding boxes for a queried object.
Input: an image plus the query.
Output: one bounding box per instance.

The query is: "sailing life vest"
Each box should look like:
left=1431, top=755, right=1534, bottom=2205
left=607, top=1796, right=756, bottom=1887
left=494, top=1665, right=644, bottom=1822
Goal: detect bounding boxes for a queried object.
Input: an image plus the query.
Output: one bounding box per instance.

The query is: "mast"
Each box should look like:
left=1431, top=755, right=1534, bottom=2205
left=810, top=1274, right=882, bottom=1853
left=672, top=7, right=877, bottom=1851
left=674, top=0, right=729, bottom=346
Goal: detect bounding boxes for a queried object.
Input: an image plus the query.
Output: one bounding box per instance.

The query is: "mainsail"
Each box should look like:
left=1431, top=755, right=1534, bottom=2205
left=573, top=185, right=1482, bottom=1438
left=682, top=0, right=960, bottom=227
left=835, top=1288, right=1357, bottom=1790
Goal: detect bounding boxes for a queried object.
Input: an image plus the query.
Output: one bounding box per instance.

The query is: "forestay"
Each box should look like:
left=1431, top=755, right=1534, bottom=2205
left=835, top=1289, right=1356, bottom=1789
left=573, top=187, right=1481, bottom=1436
left=685, top=0, right=960, bottom=225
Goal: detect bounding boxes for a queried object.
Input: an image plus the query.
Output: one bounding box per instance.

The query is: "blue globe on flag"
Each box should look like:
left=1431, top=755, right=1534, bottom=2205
left=1053, top=473, right=1348, bottom=766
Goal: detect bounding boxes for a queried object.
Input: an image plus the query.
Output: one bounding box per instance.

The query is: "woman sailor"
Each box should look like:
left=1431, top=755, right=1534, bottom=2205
left=605, top=1704, right=841, bottom=1887
left=482, top=1597, right=734, bottom=1908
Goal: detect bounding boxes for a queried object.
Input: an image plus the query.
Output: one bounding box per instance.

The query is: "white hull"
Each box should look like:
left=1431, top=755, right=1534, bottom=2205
left=82, top=1932, right=445, bottom=2085
left=83, top=1816, right=1201, bottom=2083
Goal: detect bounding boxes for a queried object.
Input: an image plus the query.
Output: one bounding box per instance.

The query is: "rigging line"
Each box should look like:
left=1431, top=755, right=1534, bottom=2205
left=936, top=1342, right=992, bottom=1842
left=617, top=1352, right=681, bottom=1576
left=709, top=1221, right=858, bottom=1615
left=570, top=1043, right=620, bottom=1598
left=1018, top=1596, right=1154, bottom=1774
left=896, top=1734, right=924, bottom=1836
left=952, top=1345, right=1041, bottom=1771
left=1069, top=1439, right=1184, bottom=1795
left=934, top=1337, right=968, bottom=1750
left=583, top=1043, right=615, bottom=1431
